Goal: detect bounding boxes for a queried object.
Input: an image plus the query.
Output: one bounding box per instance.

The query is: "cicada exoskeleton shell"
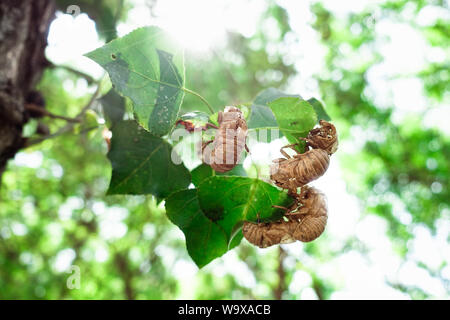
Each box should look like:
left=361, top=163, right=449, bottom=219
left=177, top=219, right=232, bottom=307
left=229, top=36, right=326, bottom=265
left=306, top=120, right=338, bottom=155
left=286, top=186, right=328, bottom=242
left=270, top=147, right=330, bottom=192
left=243, top=220, right=296, bottom=248
left=202, top=106, right=248, bottom=173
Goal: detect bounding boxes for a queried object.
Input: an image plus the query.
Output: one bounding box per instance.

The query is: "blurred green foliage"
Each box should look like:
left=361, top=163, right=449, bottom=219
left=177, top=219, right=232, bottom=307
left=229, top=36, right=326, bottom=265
left=0, top=0, right=448, bottom=299
left=311, top=0, right=450, bottom=233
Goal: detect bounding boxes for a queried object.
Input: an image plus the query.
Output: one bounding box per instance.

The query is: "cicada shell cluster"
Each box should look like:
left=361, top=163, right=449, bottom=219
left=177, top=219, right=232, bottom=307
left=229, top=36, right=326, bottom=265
left=202, top=106, right=248, bottom=173
left=244, top=120, right=338, bottom=248
left=243, top=186, right=327, bottom=248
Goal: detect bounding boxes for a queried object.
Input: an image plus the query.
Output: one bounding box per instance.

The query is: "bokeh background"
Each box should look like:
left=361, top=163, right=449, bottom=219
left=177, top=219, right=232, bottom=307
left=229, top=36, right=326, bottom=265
left=1, top=0, right=449, bottom=299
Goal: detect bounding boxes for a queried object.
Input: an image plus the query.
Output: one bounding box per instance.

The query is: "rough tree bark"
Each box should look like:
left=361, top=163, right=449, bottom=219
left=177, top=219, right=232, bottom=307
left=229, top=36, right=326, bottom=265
left=0, top=0, right=55, bottom=182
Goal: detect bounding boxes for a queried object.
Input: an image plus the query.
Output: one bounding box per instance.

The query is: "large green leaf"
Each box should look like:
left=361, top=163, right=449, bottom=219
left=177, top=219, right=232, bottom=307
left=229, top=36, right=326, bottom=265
left=307, top=98, right=331, bottom=121
left=99, top=89, right=125, bottom=128
left=85, top=26, right=185, bottom=136
left=247, top=104, right=279, bottom=130
left=247, top=89, right=329, bottom=146
left=191, top=163, right=247, bottom=187
left=253, top=87, right=300, bottom=105
left=165, top=189, right=229, bottom=268
left=197, top=176, right=292, bottom=244
left=268, top=97, right=317, bottom=145
left=107, top=120, right=191, bottom=198
left=247, top=88, right=300, bottom=142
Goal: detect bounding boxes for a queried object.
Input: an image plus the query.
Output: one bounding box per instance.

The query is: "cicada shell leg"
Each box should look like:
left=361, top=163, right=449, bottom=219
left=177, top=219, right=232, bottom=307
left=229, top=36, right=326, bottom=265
left=279, top=143, right=301, bottom=159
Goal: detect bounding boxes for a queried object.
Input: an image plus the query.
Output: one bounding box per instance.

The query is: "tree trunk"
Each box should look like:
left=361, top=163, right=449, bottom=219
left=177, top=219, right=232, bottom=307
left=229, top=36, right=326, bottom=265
left=274, top=246, right=286, bottom=300
left=0, top=0, right=55, bottom=181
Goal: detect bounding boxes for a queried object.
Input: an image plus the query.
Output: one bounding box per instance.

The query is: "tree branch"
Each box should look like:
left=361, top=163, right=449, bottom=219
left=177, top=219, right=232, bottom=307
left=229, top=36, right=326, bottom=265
left=274, top=246, right=287, bottom=300
left=48, top=63, right=96, bottom=85
left=25, top=103, right=81, bottom=123
left=25, top=84, right=102, bottom=147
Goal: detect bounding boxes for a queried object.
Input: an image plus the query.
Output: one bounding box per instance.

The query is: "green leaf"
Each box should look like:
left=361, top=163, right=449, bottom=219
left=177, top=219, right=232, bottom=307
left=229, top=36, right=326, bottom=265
left=191, top=163, right=247, bottom=187
left=165, top=189, right=229, bottom=268
left=247, top=88, right=301, bottom=142
left=247, top=104, right=279, bottom=129
left=307, top=98, right=331, bottom=121
left=209, top=112, right=219, bottom=126
left=254, top=87, right=300, bottom=105
left=107, top=120, right=191, bottom=198
left=197, top=176, right=292, bottom=244
left=229, top=229, right=244, bottom=250
left=99, top=89, right=125, bottom=127
left=85, top=26, right=185, bottom=136
left=268, top=97, right=317, bottom=145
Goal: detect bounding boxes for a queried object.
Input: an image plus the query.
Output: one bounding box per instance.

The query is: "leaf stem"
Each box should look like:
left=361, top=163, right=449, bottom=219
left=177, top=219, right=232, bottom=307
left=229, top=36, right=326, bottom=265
left=182, top=87, right=215, bottom=115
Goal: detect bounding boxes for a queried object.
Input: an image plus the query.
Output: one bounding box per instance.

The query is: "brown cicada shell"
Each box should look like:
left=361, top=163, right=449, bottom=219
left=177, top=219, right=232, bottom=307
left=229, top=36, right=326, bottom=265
left=243, top=220, right=295, bottom=248
left=304, top=120, right=338, bottom=155
left=270, top=144, right=330, bottom=193
left=243, top=186, right=328, bottom=248
left=285, top=186, right=328, bottom=242
left=202, top=106, right=248, bottom=173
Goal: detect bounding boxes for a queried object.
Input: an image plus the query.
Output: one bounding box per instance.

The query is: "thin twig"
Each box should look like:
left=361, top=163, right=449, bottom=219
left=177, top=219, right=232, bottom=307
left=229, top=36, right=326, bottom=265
left=48, top=63, right=96, bottom=84
left=25, top=104, right=81, bottom=123
left=114, top=251, right=136, bottom=300
left=25, top=85, right=102, bottom=147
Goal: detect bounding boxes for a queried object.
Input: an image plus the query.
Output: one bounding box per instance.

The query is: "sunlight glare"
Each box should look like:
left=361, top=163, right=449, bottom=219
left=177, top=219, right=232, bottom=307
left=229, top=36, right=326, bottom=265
left=155, top=0, right=226, bottom=53
left=150, top=0, right=266, bottom=53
